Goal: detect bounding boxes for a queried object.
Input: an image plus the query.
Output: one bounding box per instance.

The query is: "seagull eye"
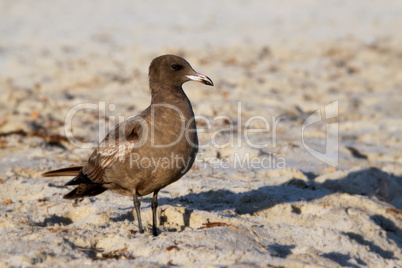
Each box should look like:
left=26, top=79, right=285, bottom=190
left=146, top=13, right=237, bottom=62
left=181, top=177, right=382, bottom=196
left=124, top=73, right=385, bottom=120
left=171, top=64, right=182, bottom=71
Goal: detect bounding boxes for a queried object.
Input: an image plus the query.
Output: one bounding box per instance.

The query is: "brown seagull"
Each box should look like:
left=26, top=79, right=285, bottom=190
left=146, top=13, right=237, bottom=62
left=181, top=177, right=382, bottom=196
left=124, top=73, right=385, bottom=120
left=43, top=55, right=213, bottom=236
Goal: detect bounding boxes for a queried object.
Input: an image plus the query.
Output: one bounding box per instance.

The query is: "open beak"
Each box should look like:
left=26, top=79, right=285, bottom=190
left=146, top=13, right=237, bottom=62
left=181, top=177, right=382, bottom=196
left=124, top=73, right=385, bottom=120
left=186, top=73, right=214, bottom=86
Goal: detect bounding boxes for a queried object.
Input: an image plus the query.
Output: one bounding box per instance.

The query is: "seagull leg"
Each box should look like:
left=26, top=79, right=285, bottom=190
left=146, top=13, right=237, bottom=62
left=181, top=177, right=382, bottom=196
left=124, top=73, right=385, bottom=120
left=133, top=193, right=144, bottom=233
left=151, top=190, right=159, bottom=236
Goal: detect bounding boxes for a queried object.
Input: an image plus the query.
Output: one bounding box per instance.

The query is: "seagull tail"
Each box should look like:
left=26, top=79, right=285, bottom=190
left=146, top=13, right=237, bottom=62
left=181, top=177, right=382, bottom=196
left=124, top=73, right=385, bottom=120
left=63, top=184, right=107, bottom=199
left=42, top=166, right=83, bottom=177
left=43, top=166, right=107, bottom=199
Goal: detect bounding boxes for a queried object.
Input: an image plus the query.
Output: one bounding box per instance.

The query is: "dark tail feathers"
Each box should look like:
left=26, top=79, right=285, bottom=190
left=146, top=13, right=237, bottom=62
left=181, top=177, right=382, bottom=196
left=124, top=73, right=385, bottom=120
left=63, top=184, right=107, bottom=199
left=43, top=166, right=107, bottom=199
left=42, top=166, right=83, bottom=177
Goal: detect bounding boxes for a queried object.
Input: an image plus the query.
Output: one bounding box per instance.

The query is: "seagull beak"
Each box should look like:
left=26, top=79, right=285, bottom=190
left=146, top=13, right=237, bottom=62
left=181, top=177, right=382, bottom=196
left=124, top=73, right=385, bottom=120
left=186, top=73, right=214, bottom=86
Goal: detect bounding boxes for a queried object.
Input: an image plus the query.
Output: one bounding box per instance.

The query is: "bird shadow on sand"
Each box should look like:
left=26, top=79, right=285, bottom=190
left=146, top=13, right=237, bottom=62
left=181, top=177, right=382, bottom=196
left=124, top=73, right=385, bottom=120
left=158, top=167, right=402, bottom=211
left=151, top=167, right=402, bottom=253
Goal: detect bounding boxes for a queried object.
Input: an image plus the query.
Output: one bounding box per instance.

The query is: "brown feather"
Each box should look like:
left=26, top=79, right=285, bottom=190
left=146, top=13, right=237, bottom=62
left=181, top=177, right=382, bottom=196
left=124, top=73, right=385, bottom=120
left=63, top=184, right=107, bottom=199
left=42, top=166, right=83, bottom=177
left=65, top=171, right=95, bottom=185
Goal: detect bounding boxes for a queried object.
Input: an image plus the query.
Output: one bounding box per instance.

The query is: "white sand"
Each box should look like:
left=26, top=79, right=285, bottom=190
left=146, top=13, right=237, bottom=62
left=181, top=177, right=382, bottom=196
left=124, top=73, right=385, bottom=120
left=1, top=1, right=402, bottom=267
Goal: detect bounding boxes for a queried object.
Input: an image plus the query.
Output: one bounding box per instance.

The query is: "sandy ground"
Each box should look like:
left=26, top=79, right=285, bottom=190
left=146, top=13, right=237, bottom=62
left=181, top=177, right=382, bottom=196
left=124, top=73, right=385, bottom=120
left=1, top=0, right=402, bottom=267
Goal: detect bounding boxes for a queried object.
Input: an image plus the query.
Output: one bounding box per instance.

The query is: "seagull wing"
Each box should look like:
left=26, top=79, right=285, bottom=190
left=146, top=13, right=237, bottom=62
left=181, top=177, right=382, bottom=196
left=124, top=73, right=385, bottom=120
left=67, top=115, right=148, bottom=185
